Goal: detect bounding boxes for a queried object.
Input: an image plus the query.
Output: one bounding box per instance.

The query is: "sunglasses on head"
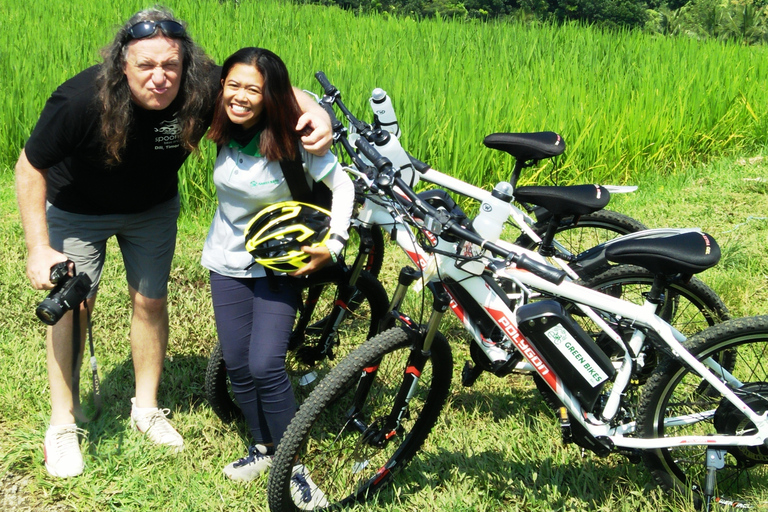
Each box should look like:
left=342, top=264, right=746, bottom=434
left=127, top=20, right=186, bottom=41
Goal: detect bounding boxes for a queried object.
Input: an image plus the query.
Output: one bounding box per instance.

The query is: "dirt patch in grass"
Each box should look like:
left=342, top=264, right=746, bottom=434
left=0, top=473, right=71, bottom=512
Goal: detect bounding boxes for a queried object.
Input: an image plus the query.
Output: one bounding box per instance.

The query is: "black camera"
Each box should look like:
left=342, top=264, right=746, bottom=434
left=35, top=261, right=93, bottom=326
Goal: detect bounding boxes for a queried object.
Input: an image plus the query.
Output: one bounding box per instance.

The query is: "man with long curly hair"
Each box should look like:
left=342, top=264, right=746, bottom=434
left=14, top=6, right=333, bottom=478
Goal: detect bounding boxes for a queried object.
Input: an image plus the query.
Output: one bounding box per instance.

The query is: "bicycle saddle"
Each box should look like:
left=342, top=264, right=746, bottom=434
left=604, top=231, right=721, bottom=276
left=483, top=132, right=565, bottom=162
left=514, top=185, right=610, bottom=217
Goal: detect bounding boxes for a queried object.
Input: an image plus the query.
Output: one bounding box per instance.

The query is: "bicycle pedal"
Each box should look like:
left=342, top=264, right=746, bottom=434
left=298, top=371, right=318, bottom=387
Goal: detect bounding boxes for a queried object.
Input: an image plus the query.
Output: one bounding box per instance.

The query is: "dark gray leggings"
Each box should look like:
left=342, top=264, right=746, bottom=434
left=209, top=272, right=299, bottom=446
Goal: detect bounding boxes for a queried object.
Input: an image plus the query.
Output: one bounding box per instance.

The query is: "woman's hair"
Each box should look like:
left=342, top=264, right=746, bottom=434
left=207, top=47, right=303, bottom=161
left=97, top=6, right=216, bottom=165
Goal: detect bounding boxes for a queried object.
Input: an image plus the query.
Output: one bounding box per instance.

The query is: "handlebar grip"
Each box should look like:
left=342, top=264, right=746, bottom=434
left=406, top=152, right=430, bottom=173
left=314, top=71, right=337, bottom=96
left=514, top=253, right=567, bottom=284
left=355, top=138, right=393, bottom=173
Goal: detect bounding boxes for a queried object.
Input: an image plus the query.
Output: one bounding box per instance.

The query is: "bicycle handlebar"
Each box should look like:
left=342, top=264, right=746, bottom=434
left=316, top=99, right=373, bottom=174
left=352, top=138, right=566, bottom=285
left=316, top=71, right=565, bottom=285
left=315, top=71, right=369, bottom=134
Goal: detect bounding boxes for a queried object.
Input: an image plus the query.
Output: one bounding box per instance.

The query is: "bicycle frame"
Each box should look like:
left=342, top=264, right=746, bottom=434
left=311, top=70, right=761, bottom=455
left=349, top=164, right=768, bottom=455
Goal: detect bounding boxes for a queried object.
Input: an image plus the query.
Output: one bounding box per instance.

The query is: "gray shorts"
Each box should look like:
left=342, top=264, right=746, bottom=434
left=46, top=196, right=180, bottom=299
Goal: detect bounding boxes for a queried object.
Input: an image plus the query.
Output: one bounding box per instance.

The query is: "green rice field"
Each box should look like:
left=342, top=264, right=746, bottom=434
left=2, top=0, right=768, bottom=209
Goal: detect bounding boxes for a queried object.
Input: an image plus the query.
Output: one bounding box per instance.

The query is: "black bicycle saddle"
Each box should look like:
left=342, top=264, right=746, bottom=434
left=604, top=231, right=721, bottom=276
left=483, top=132, right=566, bottom=162
left=514, top=185, right=610, bottom=217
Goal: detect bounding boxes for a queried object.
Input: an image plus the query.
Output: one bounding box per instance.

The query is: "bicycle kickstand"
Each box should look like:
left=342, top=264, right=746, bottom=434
left=703, top=447, right=726, bottom=512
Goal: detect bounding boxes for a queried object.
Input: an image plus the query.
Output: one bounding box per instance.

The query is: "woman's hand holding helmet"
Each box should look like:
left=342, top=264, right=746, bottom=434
left=289, top=245, right=332, bottom=277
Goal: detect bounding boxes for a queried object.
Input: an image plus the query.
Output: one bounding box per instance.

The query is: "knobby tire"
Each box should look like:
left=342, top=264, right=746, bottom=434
left=267, top=326, right=453, bottom=511
left=204, top=269, right=388, bottom=423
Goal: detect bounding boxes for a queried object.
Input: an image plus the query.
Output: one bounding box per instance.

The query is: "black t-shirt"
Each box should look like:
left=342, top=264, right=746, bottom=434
left=24, top=65, right=218, bottom=215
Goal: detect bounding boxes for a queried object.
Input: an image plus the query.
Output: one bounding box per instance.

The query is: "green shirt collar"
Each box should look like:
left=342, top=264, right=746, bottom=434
left=228, top=131, right=263, bottom=157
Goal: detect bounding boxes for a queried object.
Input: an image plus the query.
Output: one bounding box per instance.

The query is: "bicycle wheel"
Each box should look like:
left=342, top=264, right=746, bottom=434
left=520, top=208, right=646, bottom=257
left=637, top=315, right=768, bottom=508
left=579, top=264, right=730, bottom=340
left=267, top=326, right=453, bottom=511
left=204, top=269, right=389, bottom=424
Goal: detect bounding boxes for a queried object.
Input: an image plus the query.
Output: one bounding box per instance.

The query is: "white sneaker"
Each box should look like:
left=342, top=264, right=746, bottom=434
left=130, top=397, right=184, bottom=452
left=290, top=464, right=329, bottom=510
left=223, top=444, right=273, bottom=481
left=44, top=423, right=86, bottom=478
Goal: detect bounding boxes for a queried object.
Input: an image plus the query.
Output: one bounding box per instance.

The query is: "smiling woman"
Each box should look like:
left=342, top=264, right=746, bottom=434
left=200, top=46, right=355, bottom=487
left=222, top=63, right=265, bottom=128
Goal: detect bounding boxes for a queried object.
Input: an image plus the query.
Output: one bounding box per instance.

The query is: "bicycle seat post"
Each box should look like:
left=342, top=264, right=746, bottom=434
left=509, top=157, right=536, bottom=191
left=643, top=274, right=669, bottom=305
left=537, top=215, right=563, bottom=258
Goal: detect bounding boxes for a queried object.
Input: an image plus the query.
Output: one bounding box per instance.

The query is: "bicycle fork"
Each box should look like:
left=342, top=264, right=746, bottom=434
left=294, top=239, right=374, bottom=363
left=350, top=268, right=449, bottom=448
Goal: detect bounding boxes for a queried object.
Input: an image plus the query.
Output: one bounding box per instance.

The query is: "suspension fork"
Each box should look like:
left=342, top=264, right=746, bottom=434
left=351, top=270, right=451, bottom=446
left=380, top=266, right=423, bottom=332
left=294, top=234, right=376, bottom=357
left=300, top=224, right=376, bottom=319
left=318, top=248, right=377, bottom=355
left=347, top=224, right=377, bottom=286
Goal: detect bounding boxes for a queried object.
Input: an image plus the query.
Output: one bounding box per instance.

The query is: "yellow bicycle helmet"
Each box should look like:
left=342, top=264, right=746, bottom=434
left=244, top=201, right=332, bottom=273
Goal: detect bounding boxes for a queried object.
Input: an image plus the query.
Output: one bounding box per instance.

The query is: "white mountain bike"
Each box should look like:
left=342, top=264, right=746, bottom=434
left=267, top=123, right=763, bottom=512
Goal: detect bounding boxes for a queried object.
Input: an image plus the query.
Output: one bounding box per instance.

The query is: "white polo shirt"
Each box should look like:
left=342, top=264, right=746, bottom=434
left=201, top=140, right=349, bottom=278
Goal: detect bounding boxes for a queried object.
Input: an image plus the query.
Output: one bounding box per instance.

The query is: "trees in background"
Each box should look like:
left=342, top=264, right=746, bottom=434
left=308, top=0, right=768, bottom=45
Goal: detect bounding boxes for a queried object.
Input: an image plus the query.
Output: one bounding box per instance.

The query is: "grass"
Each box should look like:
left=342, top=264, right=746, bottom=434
left=2, top=148, right=768, bottom=511
left=2, top=0, right=768, bottom=509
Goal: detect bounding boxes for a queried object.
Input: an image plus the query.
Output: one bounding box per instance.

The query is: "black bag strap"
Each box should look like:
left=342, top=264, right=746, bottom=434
left=255, top=141, right=334, bottom=285
left=280, top=142, right=313, bottom=204
left=280, top=141, right=333, bottom=209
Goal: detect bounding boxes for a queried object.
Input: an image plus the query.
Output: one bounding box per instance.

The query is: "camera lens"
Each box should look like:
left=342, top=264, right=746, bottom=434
left=35, top=269, right=92, bottom=326
left=36, top=298, right=65, bottom=326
